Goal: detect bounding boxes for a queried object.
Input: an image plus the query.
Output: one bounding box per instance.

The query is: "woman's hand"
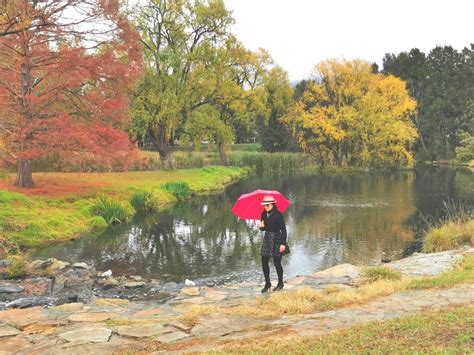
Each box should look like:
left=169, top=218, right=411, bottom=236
left=279, top=244, right=286, bottom=253
left=259, top=220, right=265, bottom=229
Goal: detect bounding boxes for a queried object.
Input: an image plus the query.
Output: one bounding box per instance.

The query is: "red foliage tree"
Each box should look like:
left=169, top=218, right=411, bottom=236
left=0, top=0, right=142, bottom=187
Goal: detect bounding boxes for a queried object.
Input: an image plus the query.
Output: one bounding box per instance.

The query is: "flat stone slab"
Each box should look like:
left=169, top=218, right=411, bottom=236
left=0, top=282, right=24, bottom=293
left=124, top=282, right=146, bottom=289
left=388, top=251, right=463, bottom=276
left=191, top=315, right=264, bottom=337
left=68, top=312, right=112, bottom=322
left=115, top=323, right=171, bottom=338
left=59, top=326, right=112, bottom=343
left=181, top=287, right=200, bottom=296
left=313, top=263, right=361, bottom=280
left=0, top=325, right=21, bottom=338
left=52, top=303, right=84, bottom=312
left=155, top=331, right=190, bottom=343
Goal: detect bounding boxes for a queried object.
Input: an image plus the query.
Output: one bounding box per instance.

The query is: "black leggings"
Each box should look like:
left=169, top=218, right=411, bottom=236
left=261, top=255, right=283, bottom=286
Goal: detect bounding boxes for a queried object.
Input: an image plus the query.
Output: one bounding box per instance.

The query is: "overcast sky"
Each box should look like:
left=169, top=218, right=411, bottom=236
left=224, top=0, right=474, bottom=82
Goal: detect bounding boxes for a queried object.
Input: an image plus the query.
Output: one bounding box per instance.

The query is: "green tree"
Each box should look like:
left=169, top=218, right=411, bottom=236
left=257, top=66, right=296, bottom=152
left=131, top=0, right=234, bottom=169
left=383, top=45, right=474, bottom=160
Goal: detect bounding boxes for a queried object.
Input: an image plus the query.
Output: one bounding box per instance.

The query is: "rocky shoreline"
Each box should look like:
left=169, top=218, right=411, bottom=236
left=0, top=248, right=470, bottom=310
left=0, top=248, right=472, bottom=352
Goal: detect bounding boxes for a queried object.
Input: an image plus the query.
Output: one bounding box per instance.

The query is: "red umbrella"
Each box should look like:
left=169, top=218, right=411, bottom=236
left=231, top=189, right=290, bottom=220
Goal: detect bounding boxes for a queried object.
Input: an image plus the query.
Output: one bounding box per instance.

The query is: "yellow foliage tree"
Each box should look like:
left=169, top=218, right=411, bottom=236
left=283, top=59, right=418, bottom=168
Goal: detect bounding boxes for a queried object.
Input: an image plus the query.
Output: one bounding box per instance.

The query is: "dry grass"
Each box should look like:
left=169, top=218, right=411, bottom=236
left=363, top=265, right=402, bottom=282
left=424, top=220, right=473, bottom=253
left=176, top=305, right=220, bottom=328
left=227, top=279, right=404, bottom=318
left=225, top=256, right=474, bottom=319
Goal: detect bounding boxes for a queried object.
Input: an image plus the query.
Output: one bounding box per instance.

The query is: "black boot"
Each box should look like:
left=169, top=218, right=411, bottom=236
left=261, top=284, right=271, bottom=293
left=273, top=283, right=284, bottom=292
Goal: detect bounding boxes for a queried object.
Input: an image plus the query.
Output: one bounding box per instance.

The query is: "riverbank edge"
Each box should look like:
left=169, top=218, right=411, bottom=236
left=0, top=167, right=250, bottom=254
left=0, top=248, right=472, bottom=353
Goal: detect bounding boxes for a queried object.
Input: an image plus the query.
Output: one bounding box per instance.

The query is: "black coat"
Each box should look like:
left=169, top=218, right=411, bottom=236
left=259, top=208, right=287, bottom=245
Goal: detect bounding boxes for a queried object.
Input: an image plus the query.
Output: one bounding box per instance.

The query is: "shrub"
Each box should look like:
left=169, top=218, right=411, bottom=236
left=130, top=189, right=158, bottom=213
left=363, top=266, right=402, bottom=282
left=7, top=254, right=29, bottom=279
left=91, top=195, right=130, bottom=225
left=162, top=181, right=191, bottom=201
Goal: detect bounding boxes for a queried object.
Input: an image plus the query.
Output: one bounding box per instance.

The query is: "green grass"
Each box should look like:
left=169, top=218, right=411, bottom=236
left=363, top=266, right=402, bottom=282
left=161, top=181, right=191, bottom=201
left=91, top=195, right=131, bottom=225
left=217, top=306, right=474, bottom=353
left=130, top=189, right=158, bottom=213
left=406, top=255, right=474, bottom=290
left=0, top=167, right=248, bottom=249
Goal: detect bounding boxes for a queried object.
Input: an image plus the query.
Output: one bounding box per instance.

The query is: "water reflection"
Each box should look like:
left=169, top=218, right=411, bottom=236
left=34, top=166, right=473, bottom=282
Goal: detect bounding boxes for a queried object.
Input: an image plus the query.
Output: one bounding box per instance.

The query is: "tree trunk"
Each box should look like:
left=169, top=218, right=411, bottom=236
left=159, top=150, right=173, bottom=170
left=15, top=159, right=34, bottom=187
left=218, top=142, right=229, bottom=166
left=151, top=125, right=173, bottom=170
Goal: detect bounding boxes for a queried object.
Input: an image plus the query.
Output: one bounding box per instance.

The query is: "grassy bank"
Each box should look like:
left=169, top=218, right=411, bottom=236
left=0, top=166, right=247, bottom=250
left=424, top=218, right=474, bottom=253
left=218, top=305, right=473, bottom=353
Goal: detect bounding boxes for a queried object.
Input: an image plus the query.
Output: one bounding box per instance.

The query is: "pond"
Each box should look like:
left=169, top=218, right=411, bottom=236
left=34, top=166, right=474, bottom=284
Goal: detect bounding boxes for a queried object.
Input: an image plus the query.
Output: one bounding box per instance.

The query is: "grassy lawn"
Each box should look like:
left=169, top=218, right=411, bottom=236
left=0, top=166, right=247, bottom=250
left=217, top=306, right=474, bottom=353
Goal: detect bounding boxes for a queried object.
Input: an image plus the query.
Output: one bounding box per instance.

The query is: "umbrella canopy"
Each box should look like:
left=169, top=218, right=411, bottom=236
left=231, top=189, right=290, bottom=220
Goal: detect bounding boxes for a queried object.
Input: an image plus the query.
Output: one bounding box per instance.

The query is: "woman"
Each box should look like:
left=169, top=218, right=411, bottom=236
left=258, top=195, right=287, bottom=293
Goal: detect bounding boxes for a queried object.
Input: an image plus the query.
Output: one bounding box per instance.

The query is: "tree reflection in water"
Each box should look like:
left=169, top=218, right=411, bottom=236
left=34, top=166, right=474, bottom=282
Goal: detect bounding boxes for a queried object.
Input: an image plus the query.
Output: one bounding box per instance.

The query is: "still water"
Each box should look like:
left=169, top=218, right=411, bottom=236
left=34, top=166, right=474, bottom=283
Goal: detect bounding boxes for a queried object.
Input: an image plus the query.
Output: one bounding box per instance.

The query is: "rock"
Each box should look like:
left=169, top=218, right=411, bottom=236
left=59, top=326, right=112, bottom=344
left=313, top=263, right=361, bottom=281
left=115, top=323, right=171, bottom=338
left=0, top=324, right=21, bottom=338
left=52, top=303, right=84, bottom=312
left=204, top=290, right=227, bottom=301
left=181, top=287, right=200, bottom=296
left=0, top=260, right=12, bottom=267
left=101, top=270, right=112, bottom=278
left=6, top=296, right=53, bottom=309
left=185, top=279, right=196, bottom=286
left=124, top=281, right=146, bottom=289
left=72, top=262, right=90, bottom=270
left=92, top=298, right=129, bottom=307
left=52, top=275, right=65, bottom=293
left=68, top=312, right=112, bottom=322
left=104, top=278, right=119, bottom=288
left=0, top=282, right=24, bottom=293
left=155, top=331, right=190, bottom=343
left=29, top=259, right=54, bottom=270
left=131, top=308, right=162, bottom=318
left=191, top=315, right=264, bottom=337
left=205, top=281, right=215, bottom=287
left=49, top=260, right=70, bottom=271
left=462, top=247, right=474, bottom=257
left=21, top=278, right=53, bottom=296
left=130, top=275, right=142, bottom=281
left=170, top=321, right=193, bottom=332
left=388, top=251, right=463, bottom=276
left=29, top=260, right=47, bottom=269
